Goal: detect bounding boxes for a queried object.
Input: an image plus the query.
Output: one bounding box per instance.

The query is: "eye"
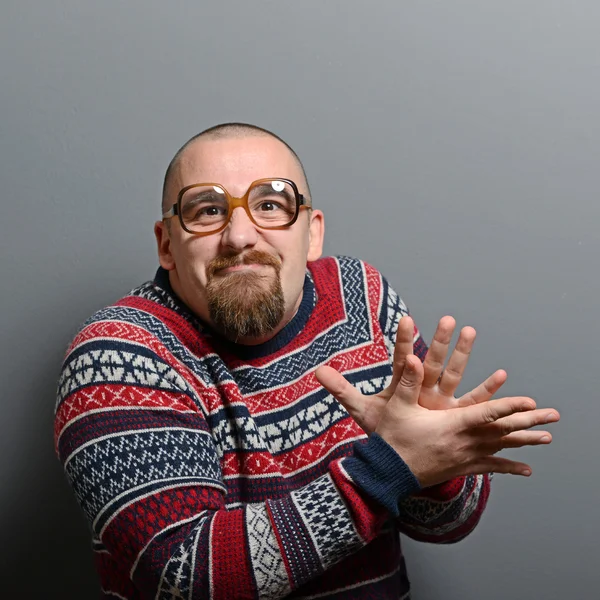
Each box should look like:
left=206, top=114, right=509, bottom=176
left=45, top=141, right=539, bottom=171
left=199, top=205, right=226, bottom=216
left=184, top=201, right=228, bottom=222
left=258, top=201, right=282, bottom=212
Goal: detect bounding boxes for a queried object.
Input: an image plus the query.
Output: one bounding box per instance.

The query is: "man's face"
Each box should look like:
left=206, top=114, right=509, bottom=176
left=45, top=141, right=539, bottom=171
left=155, top=135, right=324, bottom=343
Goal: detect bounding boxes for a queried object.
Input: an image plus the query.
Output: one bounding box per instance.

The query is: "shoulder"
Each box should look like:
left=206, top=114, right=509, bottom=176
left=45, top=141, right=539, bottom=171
left=55, top=273, right=206, bottom=416
left=61, top=270, right=191, bottom=366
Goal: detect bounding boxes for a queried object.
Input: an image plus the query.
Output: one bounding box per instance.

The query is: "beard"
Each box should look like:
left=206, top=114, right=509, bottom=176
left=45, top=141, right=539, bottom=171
left=205, top=249, right=285, bottom=341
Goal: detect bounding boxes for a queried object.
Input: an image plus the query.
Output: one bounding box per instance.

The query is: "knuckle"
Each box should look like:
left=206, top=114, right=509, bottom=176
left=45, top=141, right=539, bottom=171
left=498, top=419, right=513, bottom=437
left=483, top=379, right=495, bottom=393
left=399, top=375, right=418, bottom=389
left=482, top=406, right=497, bottom=424
left=443, top=367, right=461, bottom=380
left=520, top=398, right=536, bottom=411
left=425, top=358, right=444, bottom=371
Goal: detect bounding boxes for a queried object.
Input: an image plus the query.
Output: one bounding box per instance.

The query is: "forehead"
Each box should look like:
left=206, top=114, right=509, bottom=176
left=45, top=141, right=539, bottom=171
left=174, top=136, right=305, bottom=197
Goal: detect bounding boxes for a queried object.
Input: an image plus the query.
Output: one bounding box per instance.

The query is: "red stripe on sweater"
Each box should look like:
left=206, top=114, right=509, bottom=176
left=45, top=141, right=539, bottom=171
left=330, top=458, right=388, bottom=543
left=55, top=384, right=194, bottom=447
left=210, top=509, right=255, bottom=600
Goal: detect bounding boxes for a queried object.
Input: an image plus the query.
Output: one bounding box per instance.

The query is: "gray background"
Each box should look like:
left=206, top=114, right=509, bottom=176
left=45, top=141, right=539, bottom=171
left=1, top=1, right=597, bottom=598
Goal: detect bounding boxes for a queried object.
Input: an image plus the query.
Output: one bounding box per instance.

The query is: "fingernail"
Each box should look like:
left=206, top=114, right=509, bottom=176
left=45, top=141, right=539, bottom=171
left=520, top=469, right=532, bottom=476
left=539, top=436, right=551, bottom=443
left=545, top=413, right=559, bottom=423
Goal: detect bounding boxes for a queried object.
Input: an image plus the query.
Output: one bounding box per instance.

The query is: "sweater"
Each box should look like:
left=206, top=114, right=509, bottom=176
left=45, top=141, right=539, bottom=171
left=55, top=256, right=490, bottom=599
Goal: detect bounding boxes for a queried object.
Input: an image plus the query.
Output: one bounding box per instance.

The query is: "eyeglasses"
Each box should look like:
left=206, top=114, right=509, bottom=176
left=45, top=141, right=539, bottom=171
left=162, top=178, right=309, bottom=236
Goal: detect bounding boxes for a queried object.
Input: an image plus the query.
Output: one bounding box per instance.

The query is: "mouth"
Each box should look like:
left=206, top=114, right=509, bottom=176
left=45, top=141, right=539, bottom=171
left=217, top=263, right=273, bottom=275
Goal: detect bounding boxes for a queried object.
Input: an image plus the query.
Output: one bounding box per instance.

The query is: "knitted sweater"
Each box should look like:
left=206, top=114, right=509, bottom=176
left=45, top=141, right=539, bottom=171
left=55, top=256, right=490, bottom=600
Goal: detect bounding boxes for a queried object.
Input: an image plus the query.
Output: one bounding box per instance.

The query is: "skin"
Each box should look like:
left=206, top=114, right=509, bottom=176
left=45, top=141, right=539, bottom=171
left=155, top=135, right=324, bottom=345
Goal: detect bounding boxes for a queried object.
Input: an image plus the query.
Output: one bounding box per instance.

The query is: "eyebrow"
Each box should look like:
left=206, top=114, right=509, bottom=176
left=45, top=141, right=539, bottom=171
left=184, top=188, right=227, bottom=203
left=251, top=184, right=294, bottom=199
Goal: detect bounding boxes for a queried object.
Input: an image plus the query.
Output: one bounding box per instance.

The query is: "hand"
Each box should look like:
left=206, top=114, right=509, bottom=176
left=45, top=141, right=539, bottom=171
left=374, top=355, right=559, bottom=487
left=316, top=315, right=505, bottom=433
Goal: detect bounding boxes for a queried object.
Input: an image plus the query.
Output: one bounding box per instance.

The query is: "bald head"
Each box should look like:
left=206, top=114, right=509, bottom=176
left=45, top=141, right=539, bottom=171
left=162, top=122, right=311, bottom=213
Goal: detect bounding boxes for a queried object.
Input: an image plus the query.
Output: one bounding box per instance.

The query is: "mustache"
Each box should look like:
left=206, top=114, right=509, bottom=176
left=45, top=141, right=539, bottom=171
left=206, top=250, right=281, bottom=279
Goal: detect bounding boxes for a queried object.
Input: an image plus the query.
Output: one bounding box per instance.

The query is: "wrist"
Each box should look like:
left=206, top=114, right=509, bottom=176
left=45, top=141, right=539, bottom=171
left=343, top=433, right=421, bottom=516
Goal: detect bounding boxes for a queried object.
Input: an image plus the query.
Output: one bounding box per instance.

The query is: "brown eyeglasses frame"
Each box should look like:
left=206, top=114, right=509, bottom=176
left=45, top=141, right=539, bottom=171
left=162, top=177, right=309, bottom=236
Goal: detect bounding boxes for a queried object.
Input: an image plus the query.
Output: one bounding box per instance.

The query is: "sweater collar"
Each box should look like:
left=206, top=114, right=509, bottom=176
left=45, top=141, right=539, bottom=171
left=153, top=266, right=316, bottom=359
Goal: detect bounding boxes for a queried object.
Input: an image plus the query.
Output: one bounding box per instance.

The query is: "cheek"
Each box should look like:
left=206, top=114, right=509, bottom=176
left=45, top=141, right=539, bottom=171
left=269, top=227, right=310, bottom=262
left=176, top=238, right=220, bottom=284
left=274, top=235, right=310, bottom=293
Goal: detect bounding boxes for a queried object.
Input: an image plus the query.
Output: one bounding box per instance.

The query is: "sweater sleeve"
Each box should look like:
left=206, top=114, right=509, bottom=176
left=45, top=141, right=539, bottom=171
left=377, top=274, right=491, bottom=544
left=55, top=324, right=421, bottom=599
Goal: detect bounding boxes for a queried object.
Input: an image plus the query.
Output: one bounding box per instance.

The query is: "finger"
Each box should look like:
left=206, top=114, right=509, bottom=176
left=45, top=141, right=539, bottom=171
left=437, top=326, right=477, bottom=397
left=497, top=430, right=553, bottom=449
left=315, top=366, right=367, bottom=417
left=460, top=396, right=537, bottom=429
left=422, top=316, right=456, bottom=388
left=389, top=316, right=416, bottom=390
left=390, top=354, right=424, bottom=407
left=479, top=430, right=553, bottom=455
left=457, top=369, right=507, bottom=407
left=463, top=456, right=533, bottom=477
left=489, top=409, right=560, bottom=437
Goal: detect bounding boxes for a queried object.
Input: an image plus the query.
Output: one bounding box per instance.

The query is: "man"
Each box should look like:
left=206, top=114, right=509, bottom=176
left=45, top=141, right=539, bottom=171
left=55, top=123, right=559, bottom=599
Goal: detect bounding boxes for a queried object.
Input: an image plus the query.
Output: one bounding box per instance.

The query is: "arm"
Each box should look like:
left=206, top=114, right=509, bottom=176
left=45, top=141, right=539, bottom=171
left=55, top=324, right=421, bottom=599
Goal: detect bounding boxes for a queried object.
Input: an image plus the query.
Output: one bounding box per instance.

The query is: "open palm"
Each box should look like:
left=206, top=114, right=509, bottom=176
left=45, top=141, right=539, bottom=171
left=316, top=315, right=508, bottom=434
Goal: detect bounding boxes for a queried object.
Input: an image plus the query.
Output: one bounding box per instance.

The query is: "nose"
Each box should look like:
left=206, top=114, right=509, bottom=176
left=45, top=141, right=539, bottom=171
left=220, top=206, right=259, bottom=251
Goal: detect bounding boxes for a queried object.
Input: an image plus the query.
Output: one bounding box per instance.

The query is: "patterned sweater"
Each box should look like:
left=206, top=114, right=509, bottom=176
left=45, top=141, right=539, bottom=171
left=55, top=256, right=490, bottom=600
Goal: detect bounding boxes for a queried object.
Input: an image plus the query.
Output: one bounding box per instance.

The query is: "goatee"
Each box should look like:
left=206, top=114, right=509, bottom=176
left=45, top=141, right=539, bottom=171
left=205, top=250, right=285, bottom=341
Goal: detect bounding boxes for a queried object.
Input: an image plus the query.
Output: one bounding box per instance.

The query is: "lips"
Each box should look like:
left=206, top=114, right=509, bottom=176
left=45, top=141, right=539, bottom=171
left=218, top=263, right=270, bottom=274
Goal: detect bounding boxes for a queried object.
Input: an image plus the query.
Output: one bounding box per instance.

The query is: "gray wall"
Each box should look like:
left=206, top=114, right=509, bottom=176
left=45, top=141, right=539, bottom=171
left=1, top=1, right=597, bottom=598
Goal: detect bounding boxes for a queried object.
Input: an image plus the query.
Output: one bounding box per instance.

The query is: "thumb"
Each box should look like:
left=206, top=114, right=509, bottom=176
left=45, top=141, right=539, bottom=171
left=390, top=354, right=424, bottom=407
left=315, top=365, right=366, bottom=417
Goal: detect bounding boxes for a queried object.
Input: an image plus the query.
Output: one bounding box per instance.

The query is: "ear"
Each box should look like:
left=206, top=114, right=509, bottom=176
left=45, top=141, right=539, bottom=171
left=307, top=209, right=325, bottom=262
left=154, top=221, right=176, bottom=270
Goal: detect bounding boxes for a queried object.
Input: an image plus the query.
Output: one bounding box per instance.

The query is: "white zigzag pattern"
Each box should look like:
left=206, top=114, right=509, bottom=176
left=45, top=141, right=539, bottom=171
left=66, top=429, right=221, bottom=521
